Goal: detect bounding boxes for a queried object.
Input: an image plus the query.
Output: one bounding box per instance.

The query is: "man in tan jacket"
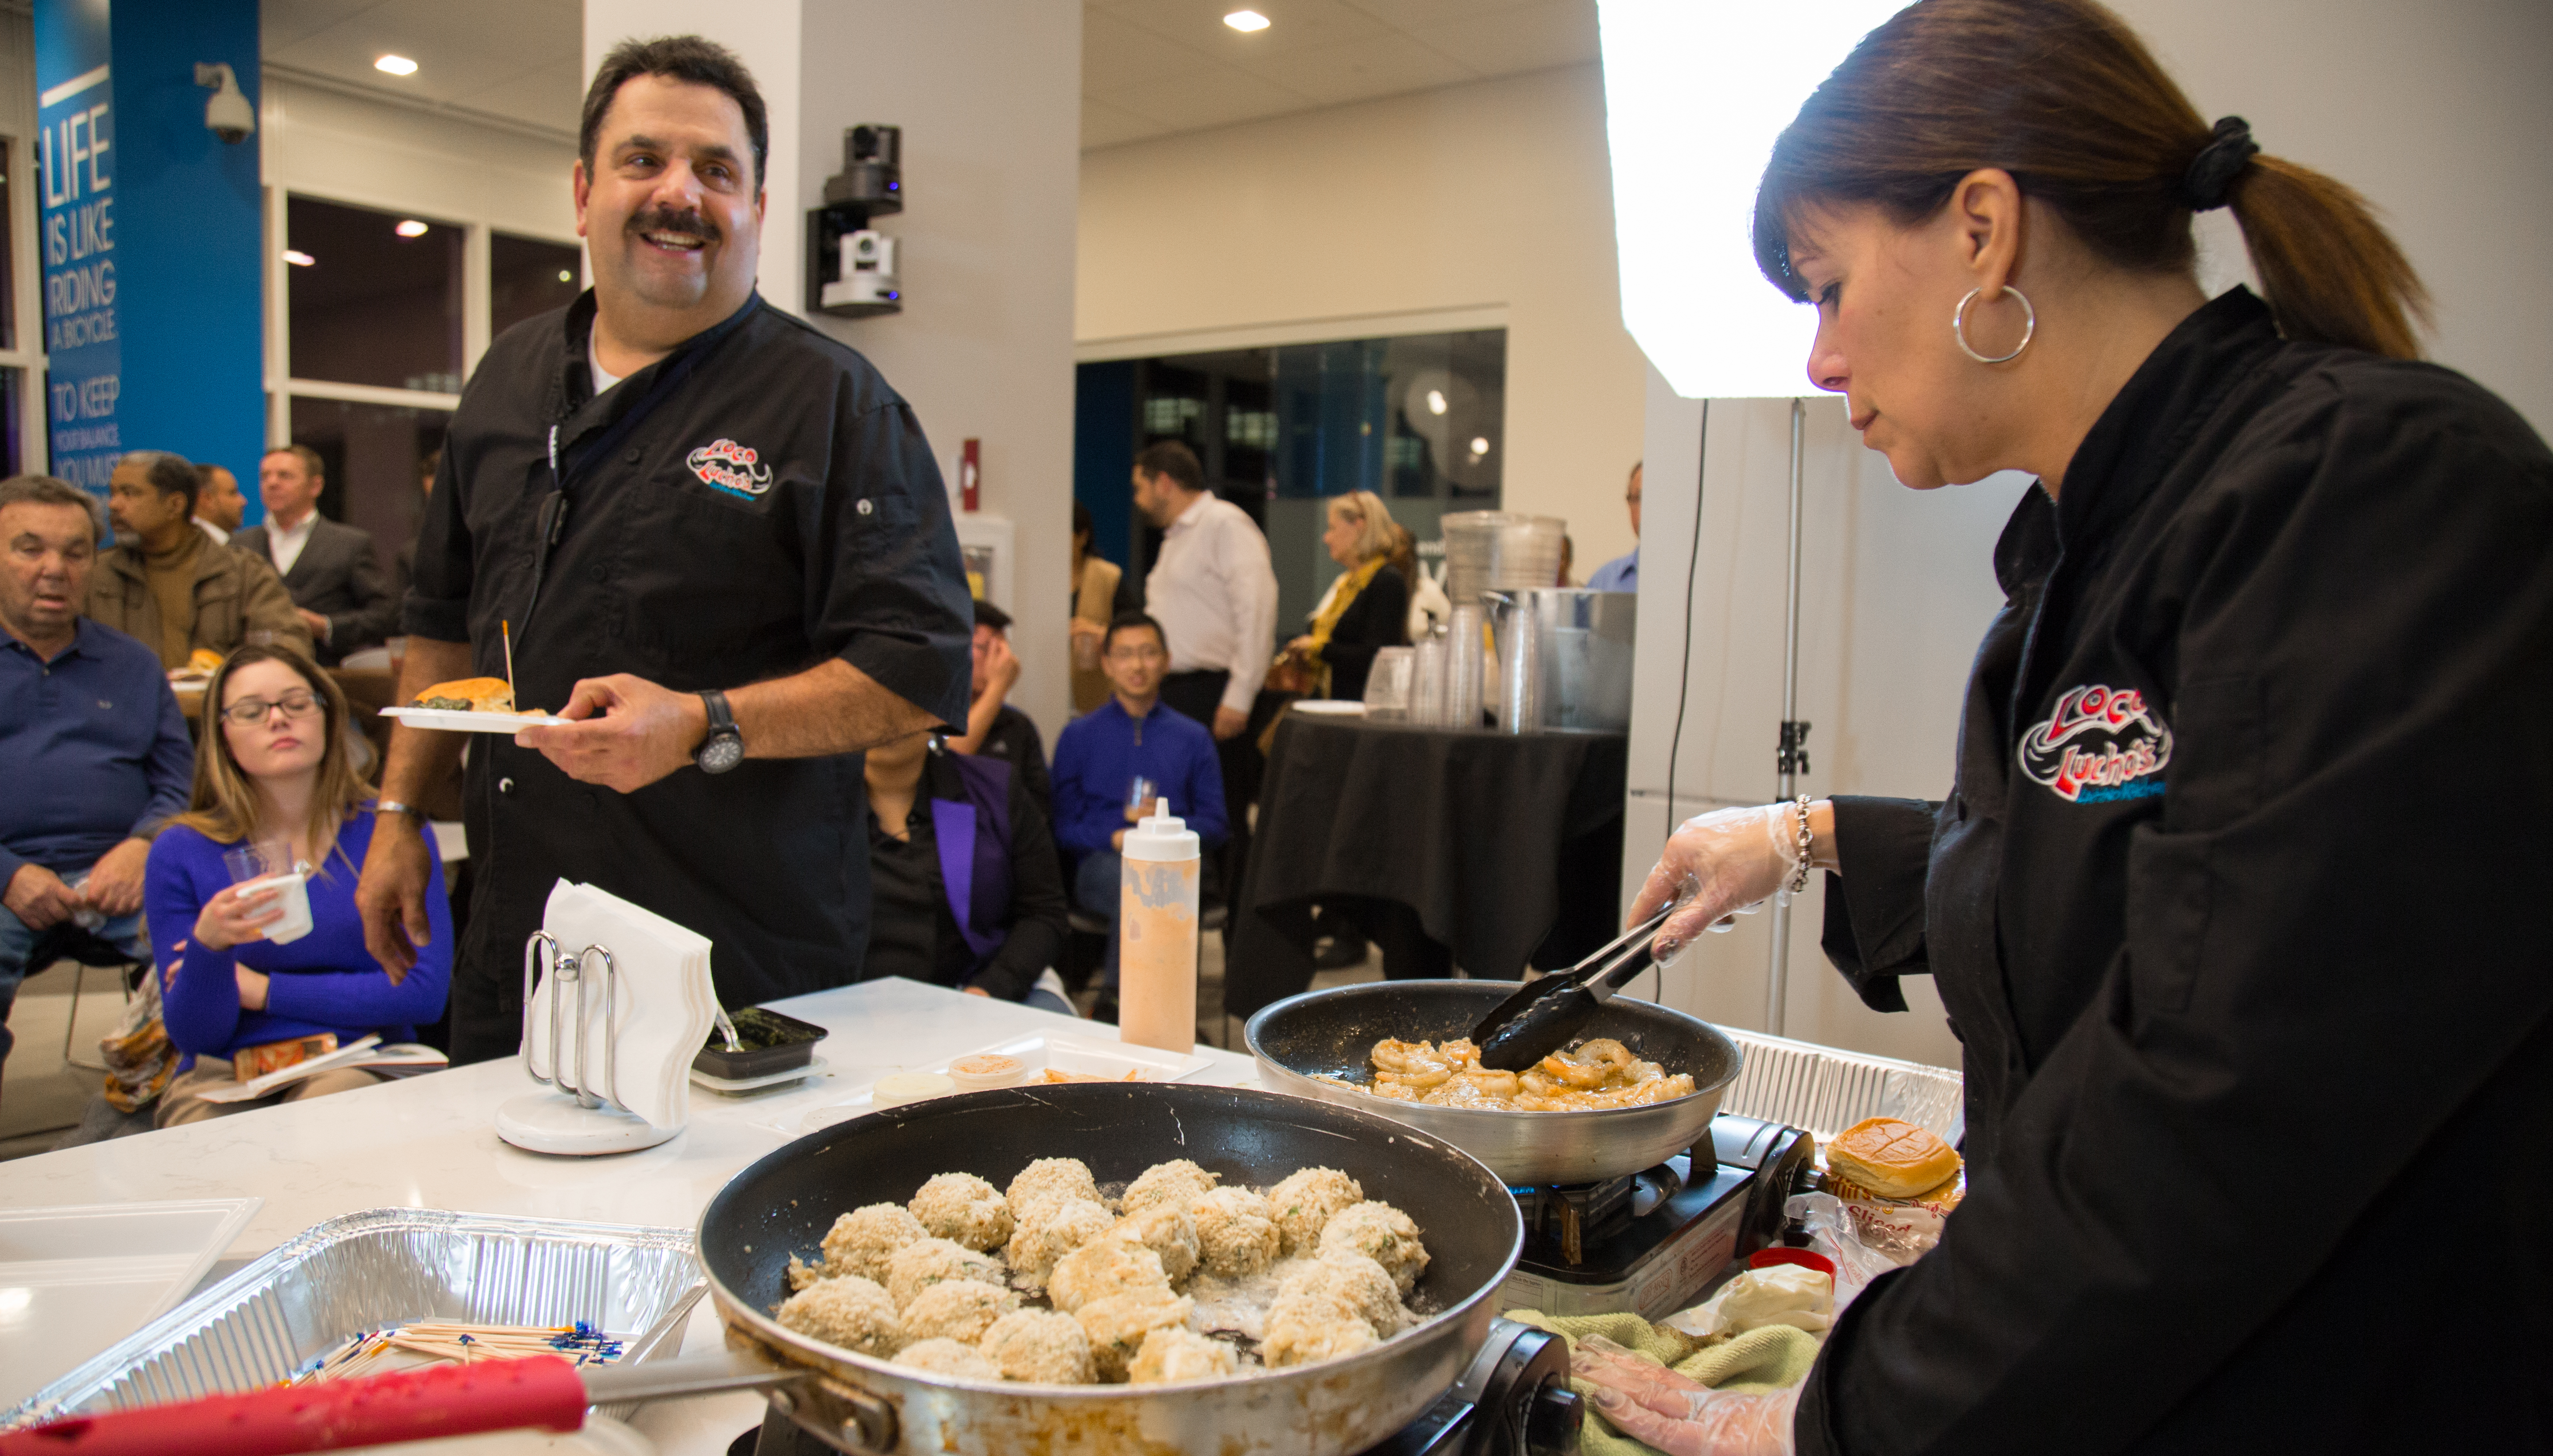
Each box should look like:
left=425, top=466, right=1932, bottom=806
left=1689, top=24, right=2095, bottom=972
left=85, top=450, right=308, bottom=669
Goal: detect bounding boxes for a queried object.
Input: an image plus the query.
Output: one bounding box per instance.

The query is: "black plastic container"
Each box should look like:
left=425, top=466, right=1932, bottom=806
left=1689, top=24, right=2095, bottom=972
left=692, top=1007, right=829, bottom=1080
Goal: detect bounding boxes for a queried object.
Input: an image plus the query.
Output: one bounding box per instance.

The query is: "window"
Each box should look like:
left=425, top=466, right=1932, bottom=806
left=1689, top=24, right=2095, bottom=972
left=289, top=398, right=450, bottom=589
left=492, top=231, right=582, bottom=342
left=287, top=196, right=464, bottom=394
left=0, top=140, right=38, bottom=475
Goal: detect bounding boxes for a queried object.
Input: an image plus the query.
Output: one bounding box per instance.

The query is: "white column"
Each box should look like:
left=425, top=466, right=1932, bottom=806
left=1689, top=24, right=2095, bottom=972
left=583, top=0, right=1083, bottom=739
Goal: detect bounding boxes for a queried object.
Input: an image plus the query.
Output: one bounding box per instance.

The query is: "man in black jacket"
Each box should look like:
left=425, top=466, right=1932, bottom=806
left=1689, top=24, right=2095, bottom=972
left=356, top=35, right=971, bottom=1062
left=234, top=445, right=398, bottom=665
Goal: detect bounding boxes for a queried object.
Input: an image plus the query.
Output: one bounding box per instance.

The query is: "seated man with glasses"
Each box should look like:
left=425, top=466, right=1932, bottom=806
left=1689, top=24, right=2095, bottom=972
left=1, top=475, right=192, bottom=1083
left=1050, top=613, right=1226, bottom=1021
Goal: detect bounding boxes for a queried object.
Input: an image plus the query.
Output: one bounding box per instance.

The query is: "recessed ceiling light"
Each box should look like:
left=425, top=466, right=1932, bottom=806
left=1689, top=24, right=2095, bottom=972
left=1470, top=436, right=1491, bottom=457
left=1425, top=389, right=1448, bottom=416
left=375, top=54, right=418, bottom=76
left=283, top=249, right=316, bottom=267
left=395, top=219, right=429, bottom=238
left=1224, top=10, right=1270, bottom=32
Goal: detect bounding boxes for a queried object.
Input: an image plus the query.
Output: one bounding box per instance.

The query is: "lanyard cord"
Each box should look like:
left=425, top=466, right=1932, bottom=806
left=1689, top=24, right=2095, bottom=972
left=519, top=298, right=758, bottom=632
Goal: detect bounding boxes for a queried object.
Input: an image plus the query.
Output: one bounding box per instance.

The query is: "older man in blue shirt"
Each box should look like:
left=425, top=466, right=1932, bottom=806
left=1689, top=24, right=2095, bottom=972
left=0, top=475, right=191, bottom=1073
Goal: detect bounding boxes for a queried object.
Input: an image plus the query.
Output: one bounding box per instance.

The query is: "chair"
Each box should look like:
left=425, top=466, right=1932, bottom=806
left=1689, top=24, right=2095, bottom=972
left=27, top=923, right=150, bottom=1073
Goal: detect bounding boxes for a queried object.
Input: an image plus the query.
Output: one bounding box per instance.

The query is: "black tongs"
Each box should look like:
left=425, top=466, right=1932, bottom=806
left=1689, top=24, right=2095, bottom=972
left=1468, top=907, right=1671, bottom=1072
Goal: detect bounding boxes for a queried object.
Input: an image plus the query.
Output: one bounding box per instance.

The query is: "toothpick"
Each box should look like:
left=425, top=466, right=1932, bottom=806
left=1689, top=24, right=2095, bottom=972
left=502, top=620, right=517, bottom=706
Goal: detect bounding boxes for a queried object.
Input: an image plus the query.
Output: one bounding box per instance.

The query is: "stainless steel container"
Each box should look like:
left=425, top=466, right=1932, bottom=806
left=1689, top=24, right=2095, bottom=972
left=1445, top=602, right=1485, bottom=730
left=7, top=1208, right=706, bottom=1430
left=1528, top=588, right=1636, bottom=732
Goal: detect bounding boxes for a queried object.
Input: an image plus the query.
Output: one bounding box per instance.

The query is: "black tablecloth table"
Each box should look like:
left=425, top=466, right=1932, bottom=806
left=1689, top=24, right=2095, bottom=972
left=1223, top=712, right=1628, bottom=1020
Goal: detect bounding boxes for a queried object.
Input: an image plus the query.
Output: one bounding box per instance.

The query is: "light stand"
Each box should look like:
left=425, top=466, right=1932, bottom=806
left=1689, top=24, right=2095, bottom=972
left=1765, top=399, right=1810, bottom=1036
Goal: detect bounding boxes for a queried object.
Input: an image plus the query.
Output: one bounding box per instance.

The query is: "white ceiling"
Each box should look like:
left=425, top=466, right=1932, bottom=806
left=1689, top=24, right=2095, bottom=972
left=258, top=0, right=1598, bottom=149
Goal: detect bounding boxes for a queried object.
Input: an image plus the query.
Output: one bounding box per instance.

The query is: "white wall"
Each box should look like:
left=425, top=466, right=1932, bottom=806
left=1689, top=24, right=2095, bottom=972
left=259, top=77, right=577, bottom=246
left=1616, top=0, right=2553, bottom=1072
left=1077, top=63, right=1650, bottom=573
left=585, top=0, right=1083, bottom=738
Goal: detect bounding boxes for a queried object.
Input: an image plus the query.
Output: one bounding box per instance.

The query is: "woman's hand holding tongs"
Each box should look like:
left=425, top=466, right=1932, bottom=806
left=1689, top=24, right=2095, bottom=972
left=1628, top=802, right=1836, bottom=963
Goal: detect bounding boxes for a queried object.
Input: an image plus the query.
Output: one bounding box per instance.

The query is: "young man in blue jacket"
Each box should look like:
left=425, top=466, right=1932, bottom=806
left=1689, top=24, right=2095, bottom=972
left=1051, top=613, right=1226, bottom=1017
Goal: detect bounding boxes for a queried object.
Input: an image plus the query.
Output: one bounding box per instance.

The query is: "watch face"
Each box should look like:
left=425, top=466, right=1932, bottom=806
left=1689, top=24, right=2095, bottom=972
left=698, top=731, right=745, bottom=774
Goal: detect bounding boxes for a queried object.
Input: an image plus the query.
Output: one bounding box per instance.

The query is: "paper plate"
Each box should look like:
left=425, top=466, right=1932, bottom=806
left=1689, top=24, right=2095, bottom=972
left=1291, top=700, right=1367, bottom=716
left=379, top=706, right=570, bottom=732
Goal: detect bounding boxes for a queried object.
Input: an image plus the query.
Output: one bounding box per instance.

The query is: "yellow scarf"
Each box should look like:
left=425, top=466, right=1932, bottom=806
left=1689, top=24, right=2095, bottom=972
left=1308, top=556, right=1385, bottom=662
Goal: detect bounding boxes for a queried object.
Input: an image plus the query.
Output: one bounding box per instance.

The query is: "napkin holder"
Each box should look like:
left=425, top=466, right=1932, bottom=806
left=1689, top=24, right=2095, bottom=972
left=495, top=929, right=683, bottom=1155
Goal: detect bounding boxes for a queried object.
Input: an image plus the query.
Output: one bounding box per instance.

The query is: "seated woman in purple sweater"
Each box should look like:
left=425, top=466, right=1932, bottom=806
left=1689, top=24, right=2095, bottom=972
left=144, top=645, right=451, bottom=1126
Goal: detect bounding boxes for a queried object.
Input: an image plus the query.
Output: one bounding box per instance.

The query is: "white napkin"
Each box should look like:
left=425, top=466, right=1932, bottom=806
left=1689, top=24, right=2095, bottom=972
left=523, top=879, right=714, bottom=1130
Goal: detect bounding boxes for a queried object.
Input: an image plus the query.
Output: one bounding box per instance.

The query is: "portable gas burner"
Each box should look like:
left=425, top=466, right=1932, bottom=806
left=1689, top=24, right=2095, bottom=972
left=1495, top=1113, right=1817, bottom=1320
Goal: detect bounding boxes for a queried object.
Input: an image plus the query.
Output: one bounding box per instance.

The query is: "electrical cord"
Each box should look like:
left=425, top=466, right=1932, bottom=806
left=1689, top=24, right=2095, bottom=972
left=1656, top=401, right=1710, bottom=1001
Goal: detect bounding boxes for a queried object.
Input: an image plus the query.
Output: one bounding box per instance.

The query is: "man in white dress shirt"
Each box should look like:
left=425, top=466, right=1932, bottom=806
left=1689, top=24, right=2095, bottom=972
left=1132, top=440, right=1277, bottom=904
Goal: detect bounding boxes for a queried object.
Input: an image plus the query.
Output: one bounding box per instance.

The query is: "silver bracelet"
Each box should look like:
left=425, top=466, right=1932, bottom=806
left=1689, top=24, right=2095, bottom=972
left=1786, top=793, right=1815, bottom=895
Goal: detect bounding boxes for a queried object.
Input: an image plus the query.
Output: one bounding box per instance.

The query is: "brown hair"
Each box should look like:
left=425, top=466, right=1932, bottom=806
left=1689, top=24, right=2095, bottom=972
left=263, top=443, right=325, bottom=482
left=1752, top=0, right=2427, bottom=359
left=582, top=35, right=769, bottom=188
left=174, top=645, right=377, bottom=877
left=1133, top=440, right=1204, bottom=494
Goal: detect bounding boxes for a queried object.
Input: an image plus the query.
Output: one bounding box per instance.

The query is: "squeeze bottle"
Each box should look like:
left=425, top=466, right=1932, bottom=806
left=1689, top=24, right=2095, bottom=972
left=1118, top=800, right=1201, bottom=1054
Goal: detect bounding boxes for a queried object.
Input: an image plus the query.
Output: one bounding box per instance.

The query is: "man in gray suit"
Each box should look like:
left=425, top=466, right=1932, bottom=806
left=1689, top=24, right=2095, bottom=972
left=234, top=445, right=398, bottom=665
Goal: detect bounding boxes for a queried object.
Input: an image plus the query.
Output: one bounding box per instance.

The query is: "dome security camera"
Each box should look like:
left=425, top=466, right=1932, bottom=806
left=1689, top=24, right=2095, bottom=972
left=195, top=62, right=255, bottom=144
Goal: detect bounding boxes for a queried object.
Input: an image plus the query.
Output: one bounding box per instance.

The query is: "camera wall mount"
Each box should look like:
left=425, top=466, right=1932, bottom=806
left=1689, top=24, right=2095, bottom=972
left=807, top=124, right=902, bottom=318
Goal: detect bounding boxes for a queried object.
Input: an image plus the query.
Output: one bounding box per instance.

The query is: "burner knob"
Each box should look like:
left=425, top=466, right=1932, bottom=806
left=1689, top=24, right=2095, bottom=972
left=1523, top=1380, right=1582, bottom=1454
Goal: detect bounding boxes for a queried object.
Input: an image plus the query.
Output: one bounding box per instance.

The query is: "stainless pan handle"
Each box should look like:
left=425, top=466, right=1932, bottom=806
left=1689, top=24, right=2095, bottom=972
left=582, top=1342, right=898, bottom=1456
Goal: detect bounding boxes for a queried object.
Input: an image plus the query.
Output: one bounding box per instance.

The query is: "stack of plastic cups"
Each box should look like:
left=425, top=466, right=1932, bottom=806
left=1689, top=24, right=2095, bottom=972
left=1446, top=602, right=1484, bottom=730
left=1497, top=594, right=1538, bottom=734
left=1412, top=631, right=1449, bottom=729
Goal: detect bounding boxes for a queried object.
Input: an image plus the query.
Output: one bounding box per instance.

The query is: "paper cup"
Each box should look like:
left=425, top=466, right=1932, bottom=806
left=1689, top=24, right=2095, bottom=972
left=240, top=871, right=315, bottom=945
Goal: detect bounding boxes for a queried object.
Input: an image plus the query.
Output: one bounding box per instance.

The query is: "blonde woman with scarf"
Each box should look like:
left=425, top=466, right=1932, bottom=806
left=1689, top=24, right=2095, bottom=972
left=1281, top=491, right=1409, bottom=702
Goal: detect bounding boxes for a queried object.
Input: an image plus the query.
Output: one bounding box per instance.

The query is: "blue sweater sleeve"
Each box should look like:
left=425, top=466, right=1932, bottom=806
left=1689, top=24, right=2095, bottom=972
left=147, top=816, right=453, bottom=1056
left=1051, top=722, right=1120, bottom=856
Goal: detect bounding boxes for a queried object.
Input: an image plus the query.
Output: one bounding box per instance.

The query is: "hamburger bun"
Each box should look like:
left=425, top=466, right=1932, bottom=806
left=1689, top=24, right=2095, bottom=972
left=1824, top=1117, right=1961, bottom=1200
left=186, top=648, right=225, bottom=675
left=412, top=677, right=518, bottom=714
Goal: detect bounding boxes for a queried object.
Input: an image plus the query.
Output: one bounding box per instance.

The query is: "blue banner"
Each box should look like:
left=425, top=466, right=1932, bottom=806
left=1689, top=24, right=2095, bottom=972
left=36, top=0, right=118, bottom=499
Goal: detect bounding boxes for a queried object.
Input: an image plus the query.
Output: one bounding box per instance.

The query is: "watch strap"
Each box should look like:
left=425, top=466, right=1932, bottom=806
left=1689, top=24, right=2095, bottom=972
left=700, top=689, right=737, bottom=735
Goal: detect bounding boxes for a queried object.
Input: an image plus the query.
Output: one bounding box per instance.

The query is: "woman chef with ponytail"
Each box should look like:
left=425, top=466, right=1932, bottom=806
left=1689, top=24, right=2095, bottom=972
left=1588, top=1, right=2553, bottom=1452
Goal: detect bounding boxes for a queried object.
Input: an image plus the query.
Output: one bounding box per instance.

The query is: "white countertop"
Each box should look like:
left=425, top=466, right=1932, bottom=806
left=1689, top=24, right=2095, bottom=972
left=3, top=977, right=1259, bottom=1453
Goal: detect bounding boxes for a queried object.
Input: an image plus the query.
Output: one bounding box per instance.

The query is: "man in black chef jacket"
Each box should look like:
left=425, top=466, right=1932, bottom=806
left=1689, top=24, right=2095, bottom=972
left=357, top=36, right=972, bottom=1063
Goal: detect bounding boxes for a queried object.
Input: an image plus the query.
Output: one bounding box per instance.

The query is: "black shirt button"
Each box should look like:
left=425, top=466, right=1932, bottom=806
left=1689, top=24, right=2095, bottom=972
left=499, top=777, right=516, bottom=795
left=588, top=565, right=607, bottom=582
left=625, top=449, right=641, bottom=463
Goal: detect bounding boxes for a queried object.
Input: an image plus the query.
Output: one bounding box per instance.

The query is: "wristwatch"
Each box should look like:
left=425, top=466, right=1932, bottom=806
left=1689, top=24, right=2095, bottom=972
left=695, top=689, right=744, bottom=774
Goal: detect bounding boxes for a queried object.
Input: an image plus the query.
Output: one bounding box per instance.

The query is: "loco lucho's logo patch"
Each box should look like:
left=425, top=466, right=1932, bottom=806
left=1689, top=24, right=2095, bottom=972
left=687, top=438, right=774, bottom=498
left=2019, top=684, right=2173, bottom=803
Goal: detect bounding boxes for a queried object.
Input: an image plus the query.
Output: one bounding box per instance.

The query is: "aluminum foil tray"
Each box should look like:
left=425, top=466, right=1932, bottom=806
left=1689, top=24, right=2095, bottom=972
left=5, top=1207, right=705, bottom=1430
left=1718, top=1027, right=1966, bottom=1145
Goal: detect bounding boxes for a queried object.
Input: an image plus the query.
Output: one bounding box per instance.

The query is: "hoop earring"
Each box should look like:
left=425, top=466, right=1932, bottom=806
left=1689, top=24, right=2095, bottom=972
left=1953, top=286, right=2036, bottom=365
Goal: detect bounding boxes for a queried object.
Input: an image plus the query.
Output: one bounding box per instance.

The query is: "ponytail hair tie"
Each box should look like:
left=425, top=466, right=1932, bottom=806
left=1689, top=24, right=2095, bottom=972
left=2181, top=116, right=2260, bottom=212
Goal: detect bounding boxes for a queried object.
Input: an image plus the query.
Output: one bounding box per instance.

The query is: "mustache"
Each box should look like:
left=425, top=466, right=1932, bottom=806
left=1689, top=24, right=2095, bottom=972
left=627, top=206, right=718, bottom=242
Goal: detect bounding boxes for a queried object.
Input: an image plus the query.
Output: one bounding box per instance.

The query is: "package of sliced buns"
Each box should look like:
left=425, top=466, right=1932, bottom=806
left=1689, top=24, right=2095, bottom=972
left=1819, top=1116, right=1964, bottom=1265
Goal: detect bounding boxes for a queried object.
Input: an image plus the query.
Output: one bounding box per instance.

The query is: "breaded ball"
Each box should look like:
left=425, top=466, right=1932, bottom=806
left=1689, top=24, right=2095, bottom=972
left=1284, top=1249, right=1405, bottom=1337
left=902, top=1277, right=1020, bottom=1345
left=1128, top=1326, right=1237, bottom=1385
left=1190, top=1187, right=1280, bottom=1279
left=980, top=1309, right=1097, bottom=1385
left=1076, top=1292, right=1196, bottom=1382
left=1120, top=1159, right=1219, bottom=1216
left=1109, top=1203, right=1200, bottom=1285
left=1318, top=1201, right=1429, bottom=1296
left=785, top=1254, right=827, bottom=1292
left=1005, top=1157, right=1102, bottom=1221
left=893, top=1337, right=1000, bottom=1380
left=819, top=1202, right=928, bottom=1284
left=886, top=1236, right=1006, bottom=1311
left=777, top=1275, right=906, bottom=1357
left=1047, top=1237, right=1170, bottom=1314
left=1261, top=1293, right=1379, bottom=1369
left=1268, top=1167, right=1362, bottom=1256
left=1004, top=1196, right=1114, bottom=1290
left=910, top=1171, right=1013, bottom=1253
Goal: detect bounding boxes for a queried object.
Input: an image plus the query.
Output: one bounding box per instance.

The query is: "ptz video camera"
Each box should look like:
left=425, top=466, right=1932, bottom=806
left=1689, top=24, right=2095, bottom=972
left=195, top=63, right=255, bottom=144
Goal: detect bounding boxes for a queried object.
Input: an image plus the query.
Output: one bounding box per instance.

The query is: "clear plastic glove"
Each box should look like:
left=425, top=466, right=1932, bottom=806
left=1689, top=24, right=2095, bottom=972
left=1628, top=804, right=1807, bottom=964
left=1572, top=1337, right=1799, bottom=1456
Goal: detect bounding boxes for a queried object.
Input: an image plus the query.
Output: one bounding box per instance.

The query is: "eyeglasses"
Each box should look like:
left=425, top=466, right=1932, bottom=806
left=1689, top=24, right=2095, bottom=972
left=1105, top=645, right=1167, bottom=664
left=220, top=691, right=321, bottom=726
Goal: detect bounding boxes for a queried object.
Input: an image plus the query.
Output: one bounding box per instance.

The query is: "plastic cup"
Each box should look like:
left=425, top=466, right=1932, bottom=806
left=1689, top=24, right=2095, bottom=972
left=223, top=839, right=314, bottom=945
left=1125, top=776, right=1159, bottom=816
